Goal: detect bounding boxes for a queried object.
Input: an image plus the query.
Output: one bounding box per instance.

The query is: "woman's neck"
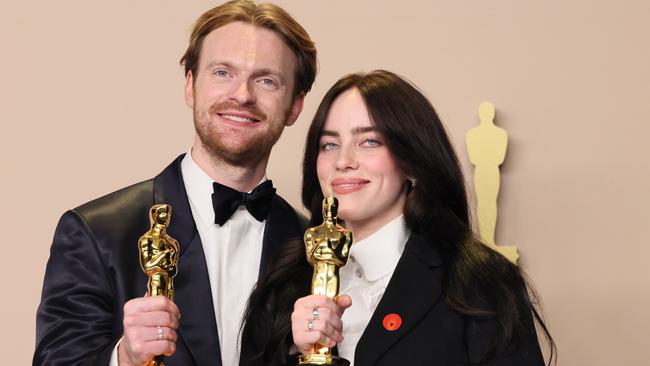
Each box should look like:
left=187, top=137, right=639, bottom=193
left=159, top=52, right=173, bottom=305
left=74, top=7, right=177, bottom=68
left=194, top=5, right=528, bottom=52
left=347, top=211, right=404, bottom=242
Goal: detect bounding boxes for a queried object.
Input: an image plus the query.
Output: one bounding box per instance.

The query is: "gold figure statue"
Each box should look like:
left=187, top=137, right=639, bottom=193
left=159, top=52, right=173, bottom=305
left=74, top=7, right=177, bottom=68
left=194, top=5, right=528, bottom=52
left=299, top=196, right=352, bottom=366
left=138, top=204, right=179, bottom=366
left=466, top=102, right=519, bottom=263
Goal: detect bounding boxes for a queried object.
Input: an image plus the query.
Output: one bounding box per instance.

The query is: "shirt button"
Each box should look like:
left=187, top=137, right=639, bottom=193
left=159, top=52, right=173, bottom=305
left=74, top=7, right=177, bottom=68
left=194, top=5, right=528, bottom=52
left=355, top=268, right=364, bottom=278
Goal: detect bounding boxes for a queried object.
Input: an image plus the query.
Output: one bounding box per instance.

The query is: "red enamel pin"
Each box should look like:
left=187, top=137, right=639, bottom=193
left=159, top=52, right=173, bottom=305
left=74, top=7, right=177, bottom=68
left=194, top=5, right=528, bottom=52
left=382, top=313, right=402, bottom=331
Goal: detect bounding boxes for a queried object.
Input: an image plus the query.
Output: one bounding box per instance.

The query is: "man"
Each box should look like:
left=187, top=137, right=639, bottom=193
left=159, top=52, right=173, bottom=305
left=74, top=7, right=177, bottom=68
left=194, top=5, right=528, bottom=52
left=34, top=1, right=317, bottom=365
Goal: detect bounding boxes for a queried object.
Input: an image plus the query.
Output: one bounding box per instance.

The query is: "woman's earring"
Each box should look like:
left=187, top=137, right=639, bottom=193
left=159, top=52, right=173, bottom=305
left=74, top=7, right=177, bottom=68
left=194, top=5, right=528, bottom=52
left=409, top=178, right=417, bottom=187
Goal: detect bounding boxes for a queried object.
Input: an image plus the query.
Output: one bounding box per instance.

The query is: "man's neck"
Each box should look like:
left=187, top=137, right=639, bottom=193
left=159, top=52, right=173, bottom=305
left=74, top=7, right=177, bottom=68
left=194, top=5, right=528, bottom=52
left=191, top=145, right=269, bottom=192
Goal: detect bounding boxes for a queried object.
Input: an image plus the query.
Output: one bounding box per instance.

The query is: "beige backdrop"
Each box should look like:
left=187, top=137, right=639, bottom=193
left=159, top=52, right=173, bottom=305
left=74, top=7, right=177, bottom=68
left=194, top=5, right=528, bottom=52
left=2, top=1, right=649, bottom=364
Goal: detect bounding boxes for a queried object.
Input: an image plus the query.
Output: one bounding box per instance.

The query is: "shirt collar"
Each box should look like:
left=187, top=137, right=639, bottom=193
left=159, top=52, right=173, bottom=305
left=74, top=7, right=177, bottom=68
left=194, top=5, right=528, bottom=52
left=181, top=150, right=217, bottom=228
left=180, top=149, right=267, bottom=229
left=349, top=215, right=410, bottom=282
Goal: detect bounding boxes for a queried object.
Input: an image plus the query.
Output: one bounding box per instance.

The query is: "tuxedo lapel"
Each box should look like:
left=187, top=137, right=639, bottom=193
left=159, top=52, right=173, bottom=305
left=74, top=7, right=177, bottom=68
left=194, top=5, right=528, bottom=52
left=153, top=155, right=221, bottom=365
left=259, top=195, right=304, bottom=278
left=355, top=234, right=443, bottom=365
left=154, top=155, right=196, bottom=249
left=173, top=232, right=221, bottom=365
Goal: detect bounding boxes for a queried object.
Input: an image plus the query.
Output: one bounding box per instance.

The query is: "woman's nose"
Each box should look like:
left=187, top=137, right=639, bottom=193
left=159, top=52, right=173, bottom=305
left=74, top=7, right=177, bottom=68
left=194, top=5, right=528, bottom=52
left=335, top=145, right=359, bottom=171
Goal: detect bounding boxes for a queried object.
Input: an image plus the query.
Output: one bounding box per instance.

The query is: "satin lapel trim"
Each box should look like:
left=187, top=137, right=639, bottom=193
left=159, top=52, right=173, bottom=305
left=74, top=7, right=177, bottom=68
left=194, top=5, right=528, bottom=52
left=153, top=155, right=221, bottom=365
left=355, top=235, right=443, bottom=365
left=259, top=195, right=303, bottom=278
left=153, top=154, right=195, bottom=251
left=173, top=232, right=221, bottom=365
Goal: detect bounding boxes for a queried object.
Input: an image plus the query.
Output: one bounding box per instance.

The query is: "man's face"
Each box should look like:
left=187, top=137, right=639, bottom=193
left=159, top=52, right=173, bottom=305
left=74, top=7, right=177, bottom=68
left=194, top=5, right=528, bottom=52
left=185, top=22, right=304, bottom=166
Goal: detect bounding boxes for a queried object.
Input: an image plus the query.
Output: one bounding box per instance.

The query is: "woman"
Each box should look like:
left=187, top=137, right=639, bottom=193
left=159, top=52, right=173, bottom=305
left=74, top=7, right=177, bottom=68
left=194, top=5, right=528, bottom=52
left=240, top=70, right=554, bottom=365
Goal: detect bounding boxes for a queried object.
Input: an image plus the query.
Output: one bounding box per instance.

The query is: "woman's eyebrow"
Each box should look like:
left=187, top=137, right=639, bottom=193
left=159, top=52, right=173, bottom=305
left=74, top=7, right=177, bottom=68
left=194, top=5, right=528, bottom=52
left=351, top=126, right=376, bottom=135
left=321, top=126, right=376, bottom=137
left=320, top=130, right=338, bottom=137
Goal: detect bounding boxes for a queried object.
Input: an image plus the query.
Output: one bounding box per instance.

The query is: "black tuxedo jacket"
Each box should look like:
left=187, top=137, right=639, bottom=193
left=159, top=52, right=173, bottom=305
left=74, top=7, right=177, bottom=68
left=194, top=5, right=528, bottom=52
left=350, top=234, right=545, bottom=365
left=34, top=155, right=305, bottom=366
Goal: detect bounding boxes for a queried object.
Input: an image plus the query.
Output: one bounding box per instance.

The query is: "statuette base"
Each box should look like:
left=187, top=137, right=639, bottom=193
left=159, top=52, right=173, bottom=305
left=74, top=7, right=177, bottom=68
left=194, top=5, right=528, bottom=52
left=298, top=353, right=350, bottom=366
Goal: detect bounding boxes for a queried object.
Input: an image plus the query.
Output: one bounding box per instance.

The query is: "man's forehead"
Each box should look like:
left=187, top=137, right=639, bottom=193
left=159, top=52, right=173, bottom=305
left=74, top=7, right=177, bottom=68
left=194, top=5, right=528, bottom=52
left=200, top=22, right=296, bottom=71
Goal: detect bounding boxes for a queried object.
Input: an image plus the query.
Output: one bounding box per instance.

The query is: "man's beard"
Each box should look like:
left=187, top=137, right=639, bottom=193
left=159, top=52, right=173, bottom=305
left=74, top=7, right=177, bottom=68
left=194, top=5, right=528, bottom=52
left=194, top=100, right=286, bottom=166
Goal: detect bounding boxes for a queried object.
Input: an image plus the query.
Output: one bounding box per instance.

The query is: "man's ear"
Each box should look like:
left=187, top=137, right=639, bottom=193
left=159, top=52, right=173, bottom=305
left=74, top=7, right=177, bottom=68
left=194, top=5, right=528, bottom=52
left=285, top=92, right=305, bottom=126
left=184, top=72, right=194, bottom=108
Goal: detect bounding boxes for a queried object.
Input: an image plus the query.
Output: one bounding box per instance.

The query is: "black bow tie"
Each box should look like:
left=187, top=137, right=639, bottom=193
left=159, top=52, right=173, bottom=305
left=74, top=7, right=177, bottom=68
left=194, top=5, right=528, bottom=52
left=211, top=180, right=276, bottom=226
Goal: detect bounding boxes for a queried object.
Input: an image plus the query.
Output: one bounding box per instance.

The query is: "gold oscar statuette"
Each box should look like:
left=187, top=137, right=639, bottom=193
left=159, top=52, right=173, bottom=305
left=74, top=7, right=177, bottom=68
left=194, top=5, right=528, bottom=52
left=138, top=204, right=180, bottom=366
left=299, top=196, right=352, bottom=366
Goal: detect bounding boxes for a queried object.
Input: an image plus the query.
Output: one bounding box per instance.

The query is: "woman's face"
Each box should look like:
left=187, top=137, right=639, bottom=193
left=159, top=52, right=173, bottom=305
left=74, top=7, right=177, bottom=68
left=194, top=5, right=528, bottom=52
left=316, top=88, right=408, bottom=240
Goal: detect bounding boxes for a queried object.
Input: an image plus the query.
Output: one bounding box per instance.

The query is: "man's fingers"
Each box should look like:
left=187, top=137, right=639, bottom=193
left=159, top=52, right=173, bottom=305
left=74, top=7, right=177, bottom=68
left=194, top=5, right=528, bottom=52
left=124, top=310, right=179, bottom=329
left=121, top=296, right=181, bottom=364
left=147, top=311, right=180, bottom=329
left=124, top=296, right=179, bottom=315
left=137, top=340, right=176, bottom=360
left=149, top=326, right=178, bottom=342
left=121, top=326, right=178, bottom=364
left=123, top=296, right=180, bottom=335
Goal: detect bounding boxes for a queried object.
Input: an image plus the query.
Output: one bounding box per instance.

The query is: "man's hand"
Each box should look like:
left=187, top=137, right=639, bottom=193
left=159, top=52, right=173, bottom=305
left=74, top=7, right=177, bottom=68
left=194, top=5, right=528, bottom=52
left=118, top=296, right=180, bottom=365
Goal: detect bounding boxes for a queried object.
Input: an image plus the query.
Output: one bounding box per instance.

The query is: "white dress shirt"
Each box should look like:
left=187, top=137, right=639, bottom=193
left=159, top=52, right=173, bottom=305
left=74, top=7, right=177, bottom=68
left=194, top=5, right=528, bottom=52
left=181, top=152, right=266, bottom=366
left=336, top=215, right=410, bottom=365
left=110, top=151, right=266, bottom=366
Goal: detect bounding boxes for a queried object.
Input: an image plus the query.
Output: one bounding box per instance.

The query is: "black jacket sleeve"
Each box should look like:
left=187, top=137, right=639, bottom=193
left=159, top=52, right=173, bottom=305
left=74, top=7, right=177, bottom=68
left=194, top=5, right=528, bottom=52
left=34, top=211, right=118, bottom=366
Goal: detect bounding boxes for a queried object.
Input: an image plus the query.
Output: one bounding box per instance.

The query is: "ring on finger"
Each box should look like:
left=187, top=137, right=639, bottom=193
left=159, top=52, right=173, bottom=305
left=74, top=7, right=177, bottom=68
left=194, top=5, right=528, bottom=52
left=307, top=319, right=315, bottom=331
left=157, top=325, right=164, bottom=341
left=312, top=307, right=319, bottom=320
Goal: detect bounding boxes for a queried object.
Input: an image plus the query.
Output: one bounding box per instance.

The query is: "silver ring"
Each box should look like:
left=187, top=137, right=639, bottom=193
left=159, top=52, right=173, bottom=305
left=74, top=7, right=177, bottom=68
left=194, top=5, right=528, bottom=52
left=307, top=319, right=314, bottom=331
left=157, top=325, right=163, bottom=340
left=312, top=307, right=319, bottom=320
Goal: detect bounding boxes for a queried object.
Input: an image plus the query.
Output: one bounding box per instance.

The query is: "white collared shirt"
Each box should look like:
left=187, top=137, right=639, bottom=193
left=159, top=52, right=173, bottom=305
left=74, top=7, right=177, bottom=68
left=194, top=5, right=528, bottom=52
left=110, top=151, right=266, bottom=366
left=181, top=152, right=266, bottom=366
left=336, top=215, right=410, bottom=364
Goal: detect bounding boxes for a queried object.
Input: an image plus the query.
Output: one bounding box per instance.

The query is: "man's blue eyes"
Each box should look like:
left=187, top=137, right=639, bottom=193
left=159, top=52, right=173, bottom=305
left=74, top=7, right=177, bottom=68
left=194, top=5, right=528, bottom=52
left=212, top=72, right=276, bottom=87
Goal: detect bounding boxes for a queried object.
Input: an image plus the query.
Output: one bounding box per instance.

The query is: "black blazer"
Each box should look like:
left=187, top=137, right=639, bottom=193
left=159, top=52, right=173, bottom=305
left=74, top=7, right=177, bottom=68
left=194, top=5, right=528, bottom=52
left=34, top=155, right=305, bottom=366
left=351, top=234, right=545, bottom=365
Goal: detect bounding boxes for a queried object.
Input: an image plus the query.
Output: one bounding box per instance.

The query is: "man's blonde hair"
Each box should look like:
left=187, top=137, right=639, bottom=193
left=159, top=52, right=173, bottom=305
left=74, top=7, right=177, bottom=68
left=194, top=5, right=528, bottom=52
left=180, top=0, right=317, bottom=97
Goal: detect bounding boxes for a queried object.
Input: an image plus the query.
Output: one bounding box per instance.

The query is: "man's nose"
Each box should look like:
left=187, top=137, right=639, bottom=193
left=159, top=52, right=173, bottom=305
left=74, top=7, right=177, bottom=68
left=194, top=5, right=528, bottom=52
left=229, top=79, right=256, bottom=105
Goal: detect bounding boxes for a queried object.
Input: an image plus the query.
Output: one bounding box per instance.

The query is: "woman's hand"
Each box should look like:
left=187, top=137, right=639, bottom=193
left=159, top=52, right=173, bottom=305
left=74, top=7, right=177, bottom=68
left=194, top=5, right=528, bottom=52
left=291, top=294, right=352, bottom=355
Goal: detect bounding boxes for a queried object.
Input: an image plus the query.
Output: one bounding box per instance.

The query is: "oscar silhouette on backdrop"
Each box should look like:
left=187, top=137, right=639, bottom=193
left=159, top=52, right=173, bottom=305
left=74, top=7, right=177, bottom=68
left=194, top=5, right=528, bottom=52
left=466, top=102, right=518, bottom=263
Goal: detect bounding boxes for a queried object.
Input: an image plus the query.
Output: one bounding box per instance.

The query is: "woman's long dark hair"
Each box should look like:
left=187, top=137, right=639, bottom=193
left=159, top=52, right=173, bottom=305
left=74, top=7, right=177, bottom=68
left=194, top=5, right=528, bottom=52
left=242, top=70, right=555, bottom=365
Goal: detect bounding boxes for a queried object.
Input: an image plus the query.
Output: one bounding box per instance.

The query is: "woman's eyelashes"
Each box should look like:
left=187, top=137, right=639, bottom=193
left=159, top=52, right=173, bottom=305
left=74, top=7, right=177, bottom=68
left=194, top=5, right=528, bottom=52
left=320, top=140, right=339, bottom=151
left=319, top=135, right=383, bottom=152
left=361, top=137, right=381, bottom=147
